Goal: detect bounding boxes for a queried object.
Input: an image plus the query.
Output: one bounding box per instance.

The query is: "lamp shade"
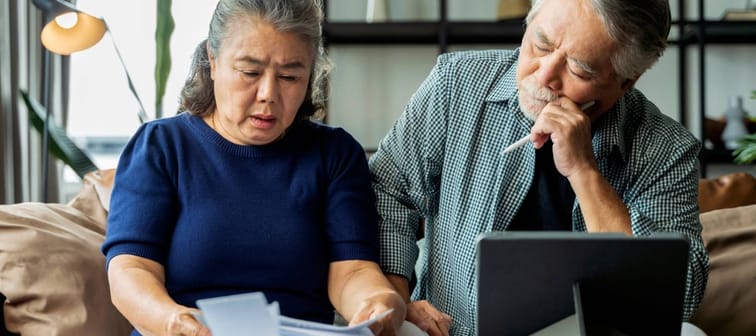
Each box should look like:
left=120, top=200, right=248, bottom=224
left=32, top=0, right=107, bottom=55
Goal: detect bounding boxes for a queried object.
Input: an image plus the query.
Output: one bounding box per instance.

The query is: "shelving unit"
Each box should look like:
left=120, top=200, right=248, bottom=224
left=687, top=1, right=756, bottom=176
left=322, top=0, right=755, bottom=176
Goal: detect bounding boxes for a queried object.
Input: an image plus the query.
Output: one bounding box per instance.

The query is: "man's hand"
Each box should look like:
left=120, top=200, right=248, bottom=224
left=531, top=97, right=597, bottom=178
left=531, top=97, right=632, bottom=234
left=404, top=300, right=452, bottom=336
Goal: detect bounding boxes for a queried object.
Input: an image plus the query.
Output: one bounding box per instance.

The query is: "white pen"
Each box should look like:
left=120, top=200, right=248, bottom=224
left=502, top=100, right=596, bottom=154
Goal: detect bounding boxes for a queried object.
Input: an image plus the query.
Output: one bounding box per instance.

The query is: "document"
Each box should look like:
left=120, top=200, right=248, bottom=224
left=194, top=292, right=426, bottom=336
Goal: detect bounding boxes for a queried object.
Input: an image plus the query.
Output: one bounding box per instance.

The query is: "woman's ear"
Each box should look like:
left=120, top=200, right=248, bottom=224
left=206, top=42, right=216, bottom=81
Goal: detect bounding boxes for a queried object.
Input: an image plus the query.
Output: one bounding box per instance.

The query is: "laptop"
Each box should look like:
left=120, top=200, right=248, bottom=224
left=476, top=231, right=689, bottom=335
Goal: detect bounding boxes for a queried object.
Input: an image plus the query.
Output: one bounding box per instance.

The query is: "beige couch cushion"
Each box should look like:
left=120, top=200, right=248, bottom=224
left=0, top=169, right=131, bottom=336
left=692, top=204, right=756, bottom=335
left=698, top=173, right=756, bottom=213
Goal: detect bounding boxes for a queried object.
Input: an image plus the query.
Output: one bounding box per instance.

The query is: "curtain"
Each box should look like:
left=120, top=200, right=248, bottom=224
left=0, top=0, right=68, bottom=204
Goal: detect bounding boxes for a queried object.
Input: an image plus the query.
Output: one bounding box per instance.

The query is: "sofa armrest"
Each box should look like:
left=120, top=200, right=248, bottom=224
left=692, top=204, right=756, bottom=335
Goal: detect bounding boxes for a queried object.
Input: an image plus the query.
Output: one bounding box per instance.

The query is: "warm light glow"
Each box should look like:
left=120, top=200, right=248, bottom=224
left=54, top=12, right=78, bottom=29
left=40, top=13, right=106, bottom=55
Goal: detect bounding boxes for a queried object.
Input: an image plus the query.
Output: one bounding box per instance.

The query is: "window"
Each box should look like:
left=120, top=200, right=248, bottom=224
left=63, top=1, right=217, bottom=200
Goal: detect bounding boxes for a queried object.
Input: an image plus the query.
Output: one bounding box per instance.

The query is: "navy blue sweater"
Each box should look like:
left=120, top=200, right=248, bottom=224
left=103, top=113, right=378, bottom=327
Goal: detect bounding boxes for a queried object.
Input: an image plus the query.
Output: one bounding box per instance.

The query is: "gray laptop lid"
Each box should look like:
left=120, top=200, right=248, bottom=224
left=476, top=231, right=689, bottom=335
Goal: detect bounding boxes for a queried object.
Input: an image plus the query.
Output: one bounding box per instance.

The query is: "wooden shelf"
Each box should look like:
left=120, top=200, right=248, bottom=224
left=447, top=21, right=525, bottom=44
left=682, top=21, right=756, bottom=44
left=324, top=21, right=526, bottom=45
left=324, top=22, right=440, bottom=45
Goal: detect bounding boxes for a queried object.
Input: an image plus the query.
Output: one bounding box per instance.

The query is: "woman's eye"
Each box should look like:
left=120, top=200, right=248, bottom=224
left=279, top=75, right=297, bottom=82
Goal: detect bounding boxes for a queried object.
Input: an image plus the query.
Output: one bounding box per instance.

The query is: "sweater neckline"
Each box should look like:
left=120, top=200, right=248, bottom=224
left=183, top=112, right=300, bottom=158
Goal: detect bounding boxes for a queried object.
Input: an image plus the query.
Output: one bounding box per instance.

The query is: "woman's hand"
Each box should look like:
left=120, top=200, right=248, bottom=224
left=164, top=308, right=211, bottom=336
left=349, top=291, right=407, bottom=336
left=108, top=254, right=212, bottom=336
left=404, top=300, right=452, bottom=336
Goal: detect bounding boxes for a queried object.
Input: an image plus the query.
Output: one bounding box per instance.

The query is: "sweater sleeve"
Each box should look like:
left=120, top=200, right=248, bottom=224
left=323, top=128, right=380, bottom=263
left=102, top=122, right=180, bottom=267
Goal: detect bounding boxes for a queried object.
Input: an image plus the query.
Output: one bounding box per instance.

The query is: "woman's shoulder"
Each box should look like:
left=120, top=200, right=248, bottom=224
left=145, top=112, right=193, bottom=128
left=133, top=112, right=201, bottom=137
left=298, top=120, right=358, bottom=142
left=295, top=120, right=365, bottom=153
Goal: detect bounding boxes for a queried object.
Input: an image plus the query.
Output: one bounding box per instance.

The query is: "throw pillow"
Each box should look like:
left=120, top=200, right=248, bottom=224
left=698, top=172, right=756, bottom=213
left=691, top=204, right=756, bottom=335
left=0, top=200, right=132, bottom=335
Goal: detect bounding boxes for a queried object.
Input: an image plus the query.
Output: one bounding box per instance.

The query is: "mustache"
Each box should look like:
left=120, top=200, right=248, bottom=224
left=520, top=76, right=558, bottom=102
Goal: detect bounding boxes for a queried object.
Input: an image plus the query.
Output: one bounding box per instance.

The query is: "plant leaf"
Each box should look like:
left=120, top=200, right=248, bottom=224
left=733, top=133, right=756, bottom=164
left=20, top=90, right=99, bottom=178
left=155, top=0, right=174, bottom=120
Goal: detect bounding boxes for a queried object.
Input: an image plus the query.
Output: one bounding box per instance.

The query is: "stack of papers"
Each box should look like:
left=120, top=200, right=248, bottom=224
left=194, top=292, right=427, bottom=336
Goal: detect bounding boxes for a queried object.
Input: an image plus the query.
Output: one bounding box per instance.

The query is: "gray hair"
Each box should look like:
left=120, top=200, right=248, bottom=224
left=526, top=0, right=671, bottom=80
left=180, top=0, right=331, bottom=119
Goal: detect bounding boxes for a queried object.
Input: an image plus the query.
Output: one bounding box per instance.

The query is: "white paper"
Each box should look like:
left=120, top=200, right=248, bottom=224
left=195, top=292, right=399, bottom=336
left=196, top=292, right=279, bottom=336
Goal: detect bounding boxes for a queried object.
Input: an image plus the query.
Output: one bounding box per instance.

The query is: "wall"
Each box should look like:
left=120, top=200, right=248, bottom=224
left=325, top=0, right=756, bottom=167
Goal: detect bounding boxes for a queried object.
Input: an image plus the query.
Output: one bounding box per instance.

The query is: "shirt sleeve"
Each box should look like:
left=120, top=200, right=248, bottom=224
left=625, top=129, right=708, bottom=321
left=368, top=56, right=451, bottom=279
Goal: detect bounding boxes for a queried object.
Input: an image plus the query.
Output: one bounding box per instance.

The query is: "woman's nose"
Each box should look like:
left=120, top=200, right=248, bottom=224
left=257, top=74, right=277, bottom=104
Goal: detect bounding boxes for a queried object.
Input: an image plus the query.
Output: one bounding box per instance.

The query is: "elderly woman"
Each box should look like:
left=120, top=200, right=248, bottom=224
left=102, top=0, right=405, bottom=335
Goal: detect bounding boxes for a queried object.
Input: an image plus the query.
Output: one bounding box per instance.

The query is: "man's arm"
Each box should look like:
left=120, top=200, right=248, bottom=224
left=531, top=98, right=632, bottom=234
left=370, top=56, right=455, bottom=336
left=568, top=168, right=632, bottom=235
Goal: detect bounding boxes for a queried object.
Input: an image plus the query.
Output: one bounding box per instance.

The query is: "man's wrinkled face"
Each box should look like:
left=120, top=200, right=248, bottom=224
left=516, top=0, right=635, bottom=121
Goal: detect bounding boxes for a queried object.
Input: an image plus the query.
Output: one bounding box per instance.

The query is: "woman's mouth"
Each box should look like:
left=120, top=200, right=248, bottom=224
left=250, top=114, right=276, bottom=129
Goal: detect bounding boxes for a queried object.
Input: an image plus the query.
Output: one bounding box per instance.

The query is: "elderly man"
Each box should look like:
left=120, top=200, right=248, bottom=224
left=369, top=0, right=708, bottom=335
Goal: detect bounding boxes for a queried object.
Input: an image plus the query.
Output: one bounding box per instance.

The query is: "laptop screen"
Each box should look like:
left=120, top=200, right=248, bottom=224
left=476, top=231, right=689, bottom=335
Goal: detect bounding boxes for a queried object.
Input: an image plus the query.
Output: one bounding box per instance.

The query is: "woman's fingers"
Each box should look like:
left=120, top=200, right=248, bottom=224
left=167, top=309, right=211, bottom=336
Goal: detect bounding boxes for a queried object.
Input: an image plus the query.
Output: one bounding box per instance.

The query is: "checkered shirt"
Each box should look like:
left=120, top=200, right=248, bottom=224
left=369, top=49, right=709, bottom=336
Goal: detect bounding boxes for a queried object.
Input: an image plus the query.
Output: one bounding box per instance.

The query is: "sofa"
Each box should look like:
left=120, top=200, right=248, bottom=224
left=1, top=170, right=755, bottom=336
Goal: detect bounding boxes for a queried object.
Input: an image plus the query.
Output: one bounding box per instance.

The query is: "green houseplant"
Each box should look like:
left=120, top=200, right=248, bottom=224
left=155, top=0, right=174, bottom=119
left=732, top=90, right=756, bottom=164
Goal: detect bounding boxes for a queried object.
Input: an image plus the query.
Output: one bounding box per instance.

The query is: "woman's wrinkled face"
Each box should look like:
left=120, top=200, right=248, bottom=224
left=208, top=17, right=313, bottom=145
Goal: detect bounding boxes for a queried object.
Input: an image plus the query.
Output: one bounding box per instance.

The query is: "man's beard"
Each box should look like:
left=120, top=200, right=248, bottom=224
left=517, top=75, right=558, bottom=121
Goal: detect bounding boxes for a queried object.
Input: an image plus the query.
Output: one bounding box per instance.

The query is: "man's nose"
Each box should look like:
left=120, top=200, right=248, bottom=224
left=536, top=55, right=562, bottom=92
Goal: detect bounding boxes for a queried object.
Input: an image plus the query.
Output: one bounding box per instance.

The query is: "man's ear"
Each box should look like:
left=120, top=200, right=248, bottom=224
left=620, top=77, right=639, bottom=92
